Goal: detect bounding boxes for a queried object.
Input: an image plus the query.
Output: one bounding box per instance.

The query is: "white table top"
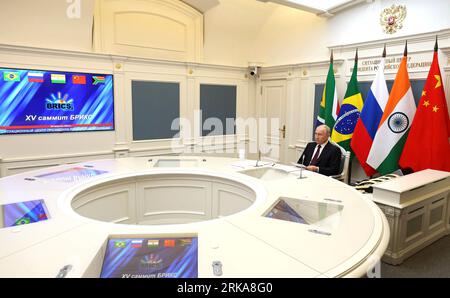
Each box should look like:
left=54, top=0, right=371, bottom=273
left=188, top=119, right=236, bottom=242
left=0, top=156, right=389, bottom=277
left=370, top=169, right=450, bottom=208
left=372, top=169, right=450, bottom=194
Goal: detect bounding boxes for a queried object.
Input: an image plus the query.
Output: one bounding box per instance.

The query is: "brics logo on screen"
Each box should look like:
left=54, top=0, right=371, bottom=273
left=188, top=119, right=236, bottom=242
left=46, top=100, right=74, bottom=111
left=45, top=92, right=74, bottom=111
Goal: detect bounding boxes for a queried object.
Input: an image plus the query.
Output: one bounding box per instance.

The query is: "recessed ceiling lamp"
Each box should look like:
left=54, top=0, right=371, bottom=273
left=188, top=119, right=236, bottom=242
left=257, top=0, right=374, bottom=17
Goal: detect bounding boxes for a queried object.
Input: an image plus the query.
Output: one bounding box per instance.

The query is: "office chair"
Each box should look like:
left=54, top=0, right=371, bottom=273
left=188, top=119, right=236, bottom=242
left=329, top=140, right=350, bottom=184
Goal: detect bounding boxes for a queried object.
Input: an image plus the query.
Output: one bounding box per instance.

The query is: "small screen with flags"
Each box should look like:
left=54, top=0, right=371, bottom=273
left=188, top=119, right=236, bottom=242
left=34, top=167, right=109, bottom=183
left=100, top=236, right=198, bottom=278
left=0, top=67, right=114, bottom=134
left=1, top=199, right=50, bottom=228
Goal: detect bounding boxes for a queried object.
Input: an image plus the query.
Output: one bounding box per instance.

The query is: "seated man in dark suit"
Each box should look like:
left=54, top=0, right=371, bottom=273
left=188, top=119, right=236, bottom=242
left=297, top=124, right=341, bottom=176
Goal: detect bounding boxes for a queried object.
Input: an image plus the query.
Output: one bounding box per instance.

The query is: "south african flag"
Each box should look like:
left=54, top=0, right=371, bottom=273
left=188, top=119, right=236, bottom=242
left=92, top=76, right=106, bottom=85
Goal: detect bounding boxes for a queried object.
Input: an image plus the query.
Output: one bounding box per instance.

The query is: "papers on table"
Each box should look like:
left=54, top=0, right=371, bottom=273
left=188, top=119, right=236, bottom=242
left=230, top=160, right=304, bottom=173
left=290, top=162, right=306, bottom=169
left=271, top=163, right=301, bottom=172
left=230, top=160, right=272, bottom=168
left=230, top=159, right=313, bottom=176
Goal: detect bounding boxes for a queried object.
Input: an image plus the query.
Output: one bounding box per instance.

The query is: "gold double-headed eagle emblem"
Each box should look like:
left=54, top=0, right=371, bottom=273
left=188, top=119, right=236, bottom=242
left=380, top=4, right=407, bottom=34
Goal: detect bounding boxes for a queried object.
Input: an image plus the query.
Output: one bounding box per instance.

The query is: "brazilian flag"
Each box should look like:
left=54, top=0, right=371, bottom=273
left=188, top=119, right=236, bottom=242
left=14, top=217, right=31, bottom=226
left=114, top=240, right=126, bottom=248
left=331, top=51, right=363, bottom=153
left=3, top=71, right=20, bottom=82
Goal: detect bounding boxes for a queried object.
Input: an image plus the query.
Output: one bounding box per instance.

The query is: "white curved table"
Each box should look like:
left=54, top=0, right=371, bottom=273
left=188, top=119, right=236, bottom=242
left=0, top=156, right=389, bottom=277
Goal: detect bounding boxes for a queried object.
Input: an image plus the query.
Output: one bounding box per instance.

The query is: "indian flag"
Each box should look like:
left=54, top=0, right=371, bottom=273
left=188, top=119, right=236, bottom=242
left=147, top=239, right=159, bottom=247
left=317, top=51, right=339, bottom=128
left=367, top=51, right=416, bottom=175
left=51, top=74, right=66, bottom=84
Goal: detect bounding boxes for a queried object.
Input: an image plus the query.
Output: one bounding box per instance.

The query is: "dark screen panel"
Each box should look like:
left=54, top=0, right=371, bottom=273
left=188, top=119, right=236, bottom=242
left=200, top=84, right=236, bottom=136
left=132, top=81, right=180, bottom=141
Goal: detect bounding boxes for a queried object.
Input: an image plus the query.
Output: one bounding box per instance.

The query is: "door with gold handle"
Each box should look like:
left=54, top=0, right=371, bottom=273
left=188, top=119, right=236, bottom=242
left=279, top=125, right=286, bottom=139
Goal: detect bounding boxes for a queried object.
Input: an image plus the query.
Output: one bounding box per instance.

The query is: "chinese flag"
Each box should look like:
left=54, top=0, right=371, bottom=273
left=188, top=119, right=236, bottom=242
left=164, top=239, right=175, bottom=247
left=399, top=40, right=450, bottom=172
left=72, top=75, right=86, bottom=84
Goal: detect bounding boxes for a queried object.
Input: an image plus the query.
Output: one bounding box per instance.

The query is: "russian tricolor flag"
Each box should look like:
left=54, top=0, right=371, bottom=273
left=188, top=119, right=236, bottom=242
left=350, top=56, right=389, bottom=176
left=28, top=72, right=44, bottom=83
left=131, top=239, right=143, bottom=248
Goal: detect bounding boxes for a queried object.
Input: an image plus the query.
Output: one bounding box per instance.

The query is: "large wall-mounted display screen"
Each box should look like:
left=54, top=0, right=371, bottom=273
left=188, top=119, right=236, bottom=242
left=100, top=236, right=198, bottom=278
left=1, top=199, right=50, bottom=228
left=0, top=67, right=114, bottom=135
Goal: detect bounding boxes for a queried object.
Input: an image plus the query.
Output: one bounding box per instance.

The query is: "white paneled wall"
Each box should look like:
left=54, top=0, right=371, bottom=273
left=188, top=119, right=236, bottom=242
left=93, top=0, right=204, bottom=62
left=0, top=44, right=251, bottom=177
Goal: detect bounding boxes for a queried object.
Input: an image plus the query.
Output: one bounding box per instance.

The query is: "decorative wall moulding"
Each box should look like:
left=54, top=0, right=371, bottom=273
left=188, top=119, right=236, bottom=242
left=93, top=0, right=204, bottom=63
left=260, top=59, right=344, bottom=77
left=380, top=4, right=407, bottom=35
left=328, top=29, right=450, bottom=53
left=346, top=52, right=434, bottom=76
left=0, top=44, right=245, bottom=75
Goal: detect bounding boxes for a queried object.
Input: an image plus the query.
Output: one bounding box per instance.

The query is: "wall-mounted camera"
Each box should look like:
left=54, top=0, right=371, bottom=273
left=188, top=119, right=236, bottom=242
left=247, top=62, right=263, bottom=78
left=249, top=66, right=258, bottom=76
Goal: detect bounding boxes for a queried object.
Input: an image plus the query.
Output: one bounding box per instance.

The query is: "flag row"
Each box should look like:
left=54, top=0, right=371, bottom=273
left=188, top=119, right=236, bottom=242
left=317, top=40, right=450, bottom=176
left=2, top=71, right=106, bottom=85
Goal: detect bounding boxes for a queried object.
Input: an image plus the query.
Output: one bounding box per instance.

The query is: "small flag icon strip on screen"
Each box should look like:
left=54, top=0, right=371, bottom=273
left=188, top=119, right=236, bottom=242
left=92, top=76, right=105, bottom=85
left=131, top=240, right=143, bottom=248
left=28, top=72, right=44, bottom=83
left=147, top=240, right=159, bottom=247
left=51, top=74, right=66, bottom=84
left=72, top=75, right=86, bottom=85
left=3, top=72, right=20, bottom=82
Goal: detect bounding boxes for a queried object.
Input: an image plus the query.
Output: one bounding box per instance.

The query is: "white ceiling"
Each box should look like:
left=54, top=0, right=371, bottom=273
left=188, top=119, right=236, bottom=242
left=283, top=0, right=358, bottom=10
left=258, top=0, right=375, bottom=16
left=181, top=0, right=374, bottom=17
left=261, top=0, right=360, bottom=12
left=180, top=0, right=220, bottom=13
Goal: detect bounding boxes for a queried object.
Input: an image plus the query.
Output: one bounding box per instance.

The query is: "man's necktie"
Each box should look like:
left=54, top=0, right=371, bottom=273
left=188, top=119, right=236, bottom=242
left=309, top=144, right=321, bottom=166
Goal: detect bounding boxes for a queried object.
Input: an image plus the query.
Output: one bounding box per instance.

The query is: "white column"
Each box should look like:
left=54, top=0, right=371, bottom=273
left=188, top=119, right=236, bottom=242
left=112, top=58, right=129, bottom=158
